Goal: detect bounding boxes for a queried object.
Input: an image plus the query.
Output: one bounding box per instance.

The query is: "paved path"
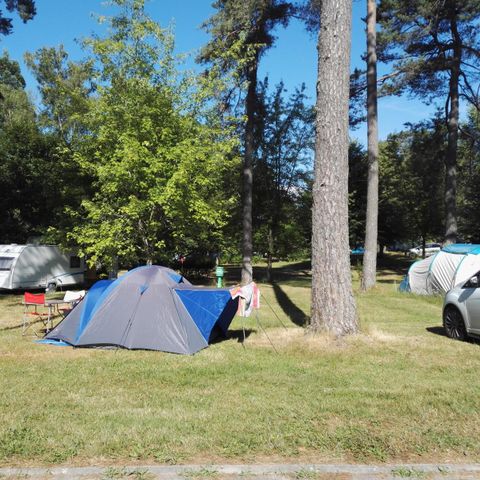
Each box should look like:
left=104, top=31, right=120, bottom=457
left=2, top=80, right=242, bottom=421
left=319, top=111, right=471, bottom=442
left=1, top=464, right=480, bottom=480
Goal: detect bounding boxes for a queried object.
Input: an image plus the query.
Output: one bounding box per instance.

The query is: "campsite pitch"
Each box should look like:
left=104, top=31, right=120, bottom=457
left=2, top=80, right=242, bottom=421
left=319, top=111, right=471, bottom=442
left=0, top=258, right=480, bottom=467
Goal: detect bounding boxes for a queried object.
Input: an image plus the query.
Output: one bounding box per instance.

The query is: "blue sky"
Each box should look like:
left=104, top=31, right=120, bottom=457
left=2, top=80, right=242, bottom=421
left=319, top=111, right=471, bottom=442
left=0, top=0, right=440, bottom=145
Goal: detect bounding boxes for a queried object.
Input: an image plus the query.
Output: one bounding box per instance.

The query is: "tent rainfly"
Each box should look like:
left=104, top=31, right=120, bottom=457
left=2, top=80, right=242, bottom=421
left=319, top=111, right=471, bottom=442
left=400, top=244, right=480, bottom=295
left=43, top=265, right=239, bottom=354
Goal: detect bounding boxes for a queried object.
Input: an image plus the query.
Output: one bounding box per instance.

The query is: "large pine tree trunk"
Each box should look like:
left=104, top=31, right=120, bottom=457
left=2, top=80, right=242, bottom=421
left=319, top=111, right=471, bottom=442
left=241, top=61, right=257, bottom=285
left=361, top=0, right=379, bottom=291
left=310, top=0, right=358, bottom=335
left=444, top=13, right=461, bottom=245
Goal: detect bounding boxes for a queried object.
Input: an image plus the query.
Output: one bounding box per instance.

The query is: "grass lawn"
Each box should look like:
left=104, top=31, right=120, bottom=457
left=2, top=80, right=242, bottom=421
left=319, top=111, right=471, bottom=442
left=0, top=255, right=479, bottom=467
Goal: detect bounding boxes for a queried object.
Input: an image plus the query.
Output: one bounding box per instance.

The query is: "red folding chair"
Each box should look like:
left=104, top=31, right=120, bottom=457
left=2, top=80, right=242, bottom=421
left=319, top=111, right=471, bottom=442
left=22, top=292, right=48, bottom=336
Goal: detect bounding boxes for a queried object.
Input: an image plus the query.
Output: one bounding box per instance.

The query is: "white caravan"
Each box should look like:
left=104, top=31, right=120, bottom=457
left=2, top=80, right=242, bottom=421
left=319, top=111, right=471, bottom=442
left=0, top=244, right=85, bottom=291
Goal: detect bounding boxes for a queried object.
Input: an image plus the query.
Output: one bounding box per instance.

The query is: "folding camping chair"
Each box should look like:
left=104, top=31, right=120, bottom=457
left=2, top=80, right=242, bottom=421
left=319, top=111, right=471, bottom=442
left=22, top=292, right=48, bottom=336
left=59, top=290, right=85, bottom=318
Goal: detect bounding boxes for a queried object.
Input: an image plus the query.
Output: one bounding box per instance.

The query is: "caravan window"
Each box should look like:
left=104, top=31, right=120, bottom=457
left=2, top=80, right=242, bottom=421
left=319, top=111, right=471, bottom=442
left=0, top=257, right=14, bottom=271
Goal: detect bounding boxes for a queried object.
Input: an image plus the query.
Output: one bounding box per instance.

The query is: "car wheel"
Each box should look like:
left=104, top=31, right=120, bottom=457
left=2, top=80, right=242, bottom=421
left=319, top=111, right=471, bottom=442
left=443, top=306, right=467, bottom=341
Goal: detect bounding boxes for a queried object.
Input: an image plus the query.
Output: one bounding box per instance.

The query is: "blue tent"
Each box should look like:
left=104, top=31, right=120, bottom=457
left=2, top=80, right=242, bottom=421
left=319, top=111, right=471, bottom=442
left=44, top=265, right=238, bottom=354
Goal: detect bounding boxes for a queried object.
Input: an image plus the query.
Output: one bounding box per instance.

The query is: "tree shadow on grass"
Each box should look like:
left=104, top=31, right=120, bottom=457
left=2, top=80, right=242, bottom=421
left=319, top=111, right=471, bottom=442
left=210, top=329, right=255, bottom=345
left=0, top=317, right=50, bottom=332
left=271, top=282, right=309, bottom=327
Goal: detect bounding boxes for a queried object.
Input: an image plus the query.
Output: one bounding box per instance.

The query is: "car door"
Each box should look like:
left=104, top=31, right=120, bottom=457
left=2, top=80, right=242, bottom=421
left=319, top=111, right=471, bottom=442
left=464, top=273, right=480, bottom=333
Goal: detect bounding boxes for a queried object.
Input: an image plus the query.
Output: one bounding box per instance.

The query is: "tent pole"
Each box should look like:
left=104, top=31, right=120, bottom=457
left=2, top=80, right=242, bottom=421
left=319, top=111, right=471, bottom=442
left=255, top=309, right=278, bottom=354
left=260, top=290, right=288, bottom=331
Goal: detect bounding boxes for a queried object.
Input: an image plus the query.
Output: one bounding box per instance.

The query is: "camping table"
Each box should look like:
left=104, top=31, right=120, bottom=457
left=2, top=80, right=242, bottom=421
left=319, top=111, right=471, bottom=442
left=44, top=299, right=71, bottom=332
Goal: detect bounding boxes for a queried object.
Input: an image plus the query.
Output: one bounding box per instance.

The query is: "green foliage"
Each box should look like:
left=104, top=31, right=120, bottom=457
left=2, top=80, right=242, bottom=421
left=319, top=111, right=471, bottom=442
left=0, top=82, right=57, bottom=242
left=404, top=118, right=445, bottom=240
left=377, top=133, right=414, bottom=246
left=198, top=0, right=295, bottom=275
left=349, top=118, right=446, bottom=248
left=377, top=0, right=480, bottom=104
left=253, top=79, right=314, bottom=260
left=24, top=45, right=94, bottom=146
left=377, top=0, right=480, bottom=243
left=24, top=46, right=95, bottom=246
left=458, top=107, right=480, bottom=241
left=0, top=50, right=25, bottom=90
left=199, top=0, right=293, bottom=77
left=348, top=141, right=368, bottom=246
left=0, top=0, right=36, bottom=36
left=377, top=118, right=445, bottom=246
left=67, top=0, right=239, bottom=268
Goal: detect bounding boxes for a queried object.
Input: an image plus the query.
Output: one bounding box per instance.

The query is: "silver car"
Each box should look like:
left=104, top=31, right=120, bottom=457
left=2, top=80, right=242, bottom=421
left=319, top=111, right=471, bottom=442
left=443, top=271, right=480, bottom=340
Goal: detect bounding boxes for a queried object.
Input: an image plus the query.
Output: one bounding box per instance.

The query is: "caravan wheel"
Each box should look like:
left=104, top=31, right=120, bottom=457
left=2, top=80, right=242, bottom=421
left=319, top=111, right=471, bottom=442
left=46, top=282, right=57, bottom=293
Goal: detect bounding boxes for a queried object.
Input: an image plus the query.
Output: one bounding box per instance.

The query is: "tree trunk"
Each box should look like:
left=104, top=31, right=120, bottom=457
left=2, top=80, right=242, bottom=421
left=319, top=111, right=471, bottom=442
left=361, top=0, right=379, bottom=292
left=310, top=0, right=358, bottom=336
left=266, top=224, right=274, bottom=282
left=109, top=255, right=119, bottom=280
left=444, top=13, right=461, bottom=245
left=241, top=59, right=257, bottom=285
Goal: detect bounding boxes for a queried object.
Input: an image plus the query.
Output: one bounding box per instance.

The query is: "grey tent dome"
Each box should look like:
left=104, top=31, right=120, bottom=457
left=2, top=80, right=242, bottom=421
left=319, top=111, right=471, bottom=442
left=44, top=265, right=238, bottom=354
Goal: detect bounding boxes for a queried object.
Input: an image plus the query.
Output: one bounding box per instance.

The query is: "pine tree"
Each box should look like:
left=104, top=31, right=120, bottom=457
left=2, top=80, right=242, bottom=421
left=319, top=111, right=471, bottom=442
left=198, top=0, right=292, bottom=284
left=377, top=0, right=480, bottom=244
left=0, top=0, right=35, bottom=35
left=361, top=0, right=379, bottom=291
left=310, top=0, right=358, bottom=335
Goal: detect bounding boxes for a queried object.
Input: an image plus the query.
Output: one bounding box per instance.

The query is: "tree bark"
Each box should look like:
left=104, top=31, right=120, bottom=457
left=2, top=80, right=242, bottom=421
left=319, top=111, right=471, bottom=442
left=310, top=0, right=358, bottom=335
left=361, top=0, right=379, bottom=291
left=444, top=12, right=461, bottom=245
left=109, top=255, right=119, bottom=280
left=241, top=59, right=257, bottom=285
left=266, top=224, right=273, bottom=282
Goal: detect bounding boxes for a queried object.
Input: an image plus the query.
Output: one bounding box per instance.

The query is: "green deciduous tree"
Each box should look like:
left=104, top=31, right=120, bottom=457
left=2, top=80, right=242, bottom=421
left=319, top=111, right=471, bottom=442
left=25, top=46, right=94, bottom=147
left=68, top=0, right=238, bottom=270
left=24, top=46, right=95, bottom=242
left=0, top=55, right=56, bottom=242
